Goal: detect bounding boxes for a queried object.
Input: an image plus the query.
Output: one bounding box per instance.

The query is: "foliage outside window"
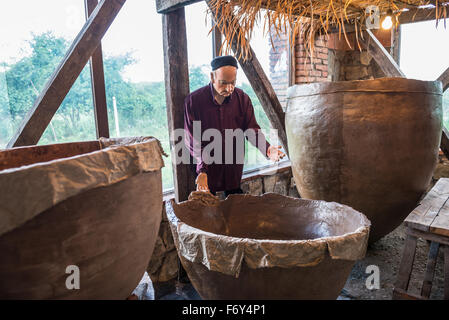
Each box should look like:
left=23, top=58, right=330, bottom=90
left=0, top=0, right=92, bottom=148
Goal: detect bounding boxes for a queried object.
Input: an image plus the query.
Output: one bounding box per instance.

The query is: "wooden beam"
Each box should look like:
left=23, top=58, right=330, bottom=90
left=206, top=0, right=289, bottom=156
left=398, top=7, right=440, bottom=24
left=85, top=0, right=110, bottom=139
left=361, top=29, right=406, bottom=78
left=437, top=66, right=449, bottom=92
left=162, top=8, right=196, bottom=202
left=156, top=0, right=201, bottom=14
left=8, top=0, right=125, bottom=148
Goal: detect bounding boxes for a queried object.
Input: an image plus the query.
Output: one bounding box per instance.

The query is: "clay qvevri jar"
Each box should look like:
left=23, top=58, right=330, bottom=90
left=286, top=78, right=442, bottom=242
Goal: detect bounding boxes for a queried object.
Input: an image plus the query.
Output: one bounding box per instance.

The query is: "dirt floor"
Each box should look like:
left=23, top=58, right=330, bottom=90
left=340, top=223, right=446, bottom=300
left=154, top=154, right=449, bottom=300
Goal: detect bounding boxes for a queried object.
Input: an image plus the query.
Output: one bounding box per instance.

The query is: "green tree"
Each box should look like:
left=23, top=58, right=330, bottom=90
left=189, top=65, right=209, bottom=92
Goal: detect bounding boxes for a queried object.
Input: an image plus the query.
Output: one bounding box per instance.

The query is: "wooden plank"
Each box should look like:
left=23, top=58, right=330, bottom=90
left=360, top=29, right=405, bottom=78
left=444, top=245, right=449, bottom=299
left=395, top=234, right=418, bottom=291
left=156, top=0, right=201, bottom=13
left=430, top=205, right=449, bottom=237
left=440, top=127, right=449, bottom=161
left=406, top=228, right=449, bottom=247
left=7, top=0, right=126, bottom=148
left=162, top=7, right=196, bottom=202
left=421, top=241, right=440, bottom=298
left=437, top=66, right=449, bottom=92
left=85, top=0, right=110, bottom=139
left=206, top=0, right=289, bottom=156
left=405, top=178, right=449, bottom=230
left=405, top=204, right=435, bottom=232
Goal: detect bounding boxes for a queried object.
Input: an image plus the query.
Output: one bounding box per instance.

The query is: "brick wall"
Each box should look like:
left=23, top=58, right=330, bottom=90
left=327, top=29, right=392, bottom=81
left=295, top=35, right=331, bottom=83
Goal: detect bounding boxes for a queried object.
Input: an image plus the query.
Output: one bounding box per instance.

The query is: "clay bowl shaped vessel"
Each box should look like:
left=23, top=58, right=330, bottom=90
left=0, top=137, right=164, bottom=299
left=166, top=193, right=370, bottom=300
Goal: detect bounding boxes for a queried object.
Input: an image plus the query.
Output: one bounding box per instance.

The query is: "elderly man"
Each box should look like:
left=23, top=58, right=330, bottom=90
left=184, top=55, right=285, bottom=196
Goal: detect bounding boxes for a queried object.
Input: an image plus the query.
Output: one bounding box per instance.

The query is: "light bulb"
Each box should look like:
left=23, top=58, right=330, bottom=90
left=382, top=16, right=393, bottom=30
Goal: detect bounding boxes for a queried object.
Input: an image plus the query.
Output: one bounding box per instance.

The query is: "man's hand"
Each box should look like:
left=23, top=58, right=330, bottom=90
left=267, top=145, right=286, bottom=162
left=196, top=172, right=210, bottom=192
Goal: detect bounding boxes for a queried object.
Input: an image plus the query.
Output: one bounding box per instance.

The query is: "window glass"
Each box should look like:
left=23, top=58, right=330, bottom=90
left=400, top=20, right=449, bottom=128
left=0, top=0, right=93, bottom=148
left=101, top=0, right=173, bottom=190
left=184, top=5, right=290, bottom=173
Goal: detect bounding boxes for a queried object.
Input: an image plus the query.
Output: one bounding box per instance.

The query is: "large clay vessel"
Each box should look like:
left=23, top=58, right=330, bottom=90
left=0, top=137, right=164, bottom=299
left=167, top=193, right=370, bottom=299
left=286, top=78, right=442, bottom=242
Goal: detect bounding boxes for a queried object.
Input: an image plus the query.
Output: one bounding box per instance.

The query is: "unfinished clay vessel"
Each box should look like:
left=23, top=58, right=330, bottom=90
left=167, top=193, right=370, bottom=299
left=286, top=78, right=442, bottom=242
left=0, top=137, right=164, bottom=299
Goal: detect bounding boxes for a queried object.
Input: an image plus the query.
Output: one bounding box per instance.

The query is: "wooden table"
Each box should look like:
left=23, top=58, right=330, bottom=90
left=393, top=178, right=449, bottom=300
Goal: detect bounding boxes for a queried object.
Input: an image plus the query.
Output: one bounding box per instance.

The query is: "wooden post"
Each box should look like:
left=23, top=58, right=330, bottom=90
left=162, top=8, right=196, bottom=202
left=206, top=0, right=289, bottom=156
left=7, top=0, right=126, bottom=148
left=288, top=29, right=296, bottom=87
left=85, top=0, right=110, bottom=139
left=390, top=25, right=401, bottom=65
left=437, top=67, right=449, bottom=160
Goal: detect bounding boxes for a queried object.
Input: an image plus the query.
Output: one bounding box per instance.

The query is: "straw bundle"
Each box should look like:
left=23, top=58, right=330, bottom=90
left=207, top=0, right=448, bottom=61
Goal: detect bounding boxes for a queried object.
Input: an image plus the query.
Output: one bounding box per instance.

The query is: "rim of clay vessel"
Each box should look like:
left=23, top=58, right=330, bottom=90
left=169, top=193, right=371, bottom=244
left=287, top=78, right=442, bottom=99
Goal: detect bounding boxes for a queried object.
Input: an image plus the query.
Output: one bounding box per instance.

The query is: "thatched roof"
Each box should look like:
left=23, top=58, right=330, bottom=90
left=207, top=0, right=448, bottom=60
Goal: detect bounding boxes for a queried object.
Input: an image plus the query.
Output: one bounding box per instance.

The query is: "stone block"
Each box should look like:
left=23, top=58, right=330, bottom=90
left=161, top=221, right=175, bottom=252
left=157, top=250, right=179, bottom=282
left=147, top=236, right=166, bottom=276
left=242, top=178, right=263, bottom=195
left=360, top=51, right=372, bottom=66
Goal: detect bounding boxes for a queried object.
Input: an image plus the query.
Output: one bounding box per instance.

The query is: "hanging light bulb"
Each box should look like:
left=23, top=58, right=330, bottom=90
left=381, top=9, right=394, bottom=30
